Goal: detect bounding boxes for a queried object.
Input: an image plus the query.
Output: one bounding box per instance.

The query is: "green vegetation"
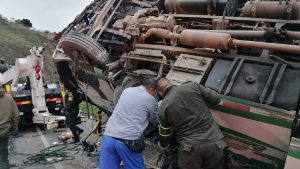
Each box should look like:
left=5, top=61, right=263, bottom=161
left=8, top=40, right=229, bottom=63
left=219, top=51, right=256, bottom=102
left=15, top=19, right=32, bottom=27
left=79, top=101, right=100, bottom=117
left=79, top=101, right=109, bottom=121
left=0, top=15, right=58, bottom=81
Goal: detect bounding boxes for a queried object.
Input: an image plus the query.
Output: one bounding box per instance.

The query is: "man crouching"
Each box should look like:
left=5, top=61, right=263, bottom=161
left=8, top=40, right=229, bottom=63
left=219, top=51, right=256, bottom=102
left=99, top=78, right=159, bottom=169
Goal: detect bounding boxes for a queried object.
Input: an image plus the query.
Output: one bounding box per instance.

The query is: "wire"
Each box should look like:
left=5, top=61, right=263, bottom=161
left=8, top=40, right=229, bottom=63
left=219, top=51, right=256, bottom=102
left=23, top=143, right=81, bottom=165
left=84, top=83, right=90, bottom=119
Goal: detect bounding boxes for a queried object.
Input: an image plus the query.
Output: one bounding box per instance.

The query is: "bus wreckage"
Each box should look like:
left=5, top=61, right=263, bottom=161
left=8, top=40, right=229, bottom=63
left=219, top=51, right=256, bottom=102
left=52, top=0, right=300, bottom=168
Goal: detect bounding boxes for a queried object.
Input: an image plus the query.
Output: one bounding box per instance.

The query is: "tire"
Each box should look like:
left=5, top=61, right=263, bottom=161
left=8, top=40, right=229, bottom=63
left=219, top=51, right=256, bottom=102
left=113, top=75, right=141, bottom=105
left=113, top=85, right=124, bottom=105
left=59, top=31, right=109, bottom=70
left=113, top=69, right=157, bottom=105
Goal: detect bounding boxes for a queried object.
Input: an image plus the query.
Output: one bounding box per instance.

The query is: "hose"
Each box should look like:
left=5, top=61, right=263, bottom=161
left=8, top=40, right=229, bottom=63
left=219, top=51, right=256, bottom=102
left=23, top=143, right=81, bottom=165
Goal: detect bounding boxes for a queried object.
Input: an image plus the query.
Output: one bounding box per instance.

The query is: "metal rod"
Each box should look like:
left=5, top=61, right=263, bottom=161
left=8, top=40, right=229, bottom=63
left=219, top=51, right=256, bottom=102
left=259, top=63, right=279, bottom=104
left=89, top=0, right=119, bottom=37
left=204, top=29, right=300, bottom=40
left=224, top=59, right=244, bottom=95
left=218, top=58, right=239, bottom=94
left=96, top=0, right=123, bottom=40
left=121, top=54, right=167, bottom=64
left=285, top=31, right=300, bottom=40
left=266, top=64, right=286, bottom=105
left=134, top=43, right=300, bottom=69
left=134, top=43, right=217, bottom=57
left=231, top=39, right=300, bottom=54
left=141, top=29, right=300, bottom=54
left=202, top=30, right=266, bottom=39
left=163, top=14, right=300, bottom=24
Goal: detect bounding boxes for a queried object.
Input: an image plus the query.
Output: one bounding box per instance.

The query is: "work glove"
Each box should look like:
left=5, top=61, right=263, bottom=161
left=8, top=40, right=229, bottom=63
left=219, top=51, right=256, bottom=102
left=157, top=141, right=169, bottom=153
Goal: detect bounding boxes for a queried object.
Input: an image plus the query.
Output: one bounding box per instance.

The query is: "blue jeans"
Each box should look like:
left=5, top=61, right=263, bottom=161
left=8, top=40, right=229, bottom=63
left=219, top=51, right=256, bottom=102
left=99, top=135, right=145, bottom=169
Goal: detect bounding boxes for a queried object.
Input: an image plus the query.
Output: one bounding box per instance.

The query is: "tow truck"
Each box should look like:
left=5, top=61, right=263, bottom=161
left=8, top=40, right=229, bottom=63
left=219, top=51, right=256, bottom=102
left=0, top=47, right=65, bottom=129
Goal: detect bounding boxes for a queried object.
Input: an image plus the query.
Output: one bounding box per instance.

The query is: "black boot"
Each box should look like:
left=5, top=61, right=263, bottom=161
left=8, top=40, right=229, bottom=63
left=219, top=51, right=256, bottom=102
left=77, top=127, right=84, bottom=136
left=71, top=128, right=80, bottom=143
left=72, top=135, right=80, bottom=143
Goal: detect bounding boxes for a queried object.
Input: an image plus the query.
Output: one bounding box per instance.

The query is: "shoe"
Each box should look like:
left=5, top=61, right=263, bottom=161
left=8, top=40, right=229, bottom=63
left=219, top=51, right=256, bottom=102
left=77, top=128, right=84, bottom=135
left=72, top=137, right=80, bottom=143
left=9, top=163, right=17, bottom=167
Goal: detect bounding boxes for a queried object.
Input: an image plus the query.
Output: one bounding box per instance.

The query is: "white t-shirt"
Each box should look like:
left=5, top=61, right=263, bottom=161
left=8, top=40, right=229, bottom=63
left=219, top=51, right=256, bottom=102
left=104, top=85, right=159, bottom=140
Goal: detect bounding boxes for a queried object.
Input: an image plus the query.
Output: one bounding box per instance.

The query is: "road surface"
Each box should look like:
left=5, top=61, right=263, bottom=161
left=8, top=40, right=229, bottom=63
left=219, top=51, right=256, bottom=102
left=8, top=119, right=160, bottom=169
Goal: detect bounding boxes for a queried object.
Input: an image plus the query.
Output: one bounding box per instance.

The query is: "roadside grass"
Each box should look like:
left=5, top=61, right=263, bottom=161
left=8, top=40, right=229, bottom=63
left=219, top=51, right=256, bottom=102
left=79, top=101, right=101, bottom=117
left=79, top=101, right=109, bottom=124
left=0, top=16, right=58, bottom=81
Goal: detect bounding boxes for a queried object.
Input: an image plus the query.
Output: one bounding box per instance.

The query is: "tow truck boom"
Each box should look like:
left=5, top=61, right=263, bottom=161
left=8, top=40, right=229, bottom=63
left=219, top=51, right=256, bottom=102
left=0, top=47, right=65, bottom=129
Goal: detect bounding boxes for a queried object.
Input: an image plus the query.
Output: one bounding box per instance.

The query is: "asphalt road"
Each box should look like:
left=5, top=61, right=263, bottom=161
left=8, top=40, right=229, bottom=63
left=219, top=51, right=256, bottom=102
left=9, top=120, right=100, bottom=169
left=8, top=119, right=160, bottom=169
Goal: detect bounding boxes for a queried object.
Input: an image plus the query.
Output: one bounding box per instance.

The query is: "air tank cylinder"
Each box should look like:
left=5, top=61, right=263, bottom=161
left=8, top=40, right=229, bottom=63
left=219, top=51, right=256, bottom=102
left=179, top=30, right=232, bottom=50
left=164, top=0, right=228, bottom=15
left=242, top=1, right=300, bottom=20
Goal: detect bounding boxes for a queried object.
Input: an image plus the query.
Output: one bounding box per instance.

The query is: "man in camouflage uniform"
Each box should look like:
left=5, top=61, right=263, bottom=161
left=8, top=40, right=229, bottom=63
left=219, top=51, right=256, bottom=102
left=157, top=78, right=226, bottom=169
left=65, top=90, right=83, bottom=143
left=0, top=85, right=19, bottom=169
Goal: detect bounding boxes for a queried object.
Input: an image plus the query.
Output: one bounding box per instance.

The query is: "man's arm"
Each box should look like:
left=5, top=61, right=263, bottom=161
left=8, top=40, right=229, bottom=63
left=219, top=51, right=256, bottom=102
left=196, top=83, right=221, bottom=105
left=158, top=106, right=172, bottom=149
left=148, top=101, right=159, bottom=126
left=11, top=99, right=20, bottom=132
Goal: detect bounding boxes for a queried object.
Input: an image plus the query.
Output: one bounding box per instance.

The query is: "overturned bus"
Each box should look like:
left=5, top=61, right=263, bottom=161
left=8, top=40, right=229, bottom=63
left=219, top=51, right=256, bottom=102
left=52, top=0, right=300, bottom=168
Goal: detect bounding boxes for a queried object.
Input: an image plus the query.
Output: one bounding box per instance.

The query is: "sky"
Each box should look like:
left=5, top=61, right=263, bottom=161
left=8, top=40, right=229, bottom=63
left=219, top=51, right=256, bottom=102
left=0, top=0, right=94, bottom=32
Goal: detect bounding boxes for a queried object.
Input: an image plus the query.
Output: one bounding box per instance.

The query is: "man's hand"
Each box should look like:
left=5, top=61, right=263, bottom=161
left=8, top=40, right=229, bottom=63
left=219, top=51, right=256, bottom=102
left=157, top=141, right=169, bottom=153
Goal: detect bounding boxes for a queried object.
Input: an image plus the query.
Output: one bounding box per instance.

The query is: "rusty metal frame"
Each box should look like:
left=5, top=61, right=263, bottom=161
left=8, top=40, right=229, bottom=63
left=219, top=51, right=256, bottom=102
left=121, top=53, right=167, bottom=77
left=163, top=14, right=300, bottom=24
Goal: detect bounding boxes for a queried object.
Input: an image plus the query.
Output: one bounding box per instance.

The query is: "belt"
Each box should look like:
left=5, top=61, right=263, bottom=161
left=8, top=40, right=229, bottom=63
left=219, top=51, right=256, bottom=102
left=112, top=137, right=133, bottom=144
left=112, top=137, right=142, bottom=144
left=113, top=137, right=126, bottom=142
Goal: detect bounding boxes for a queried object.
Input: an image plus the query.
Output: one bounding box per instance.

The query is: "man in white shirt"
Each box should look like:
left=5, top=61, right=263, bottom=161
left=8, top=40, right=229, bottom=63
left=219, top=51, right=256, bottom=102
left=100, top=78, right=159, bottom=169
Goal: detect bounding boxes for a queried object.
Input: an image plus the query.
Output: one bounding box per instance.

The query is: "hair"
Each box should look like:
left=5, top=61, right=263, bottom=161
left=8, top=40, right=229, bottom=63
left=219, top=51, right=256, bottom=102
left=142, top=77, right=158, bottom=89
left=157, top=78, right=173, bottom=95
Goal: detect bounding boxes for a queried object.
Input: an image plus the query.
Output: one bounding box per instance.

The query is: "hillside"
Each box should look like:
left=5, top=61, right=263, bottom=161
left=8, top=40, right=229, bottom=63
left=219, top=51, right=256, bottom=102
left=0, top=16, right=58, bottom=82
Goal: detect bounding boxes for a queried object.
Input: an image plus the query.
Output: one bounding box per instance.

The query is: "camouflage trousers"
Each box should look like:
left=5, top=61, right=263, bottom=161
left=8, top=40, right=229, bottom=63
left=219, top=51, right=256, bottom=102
left=0, top=135, right=9, bottom=169
left=178, top=140, right=226, bottom=169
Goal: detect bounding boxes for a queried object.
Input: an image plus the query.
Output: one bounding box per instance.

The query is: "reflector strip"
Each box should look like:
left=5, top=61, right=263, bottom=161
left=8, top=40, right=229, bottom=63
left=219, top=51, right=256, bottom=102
left=5, top=85, right=12, bottom=96
left=16, top=100, right=32, bottom=106
left=222, top=101, right=251, bottom=112
left=46, top=98, right=62, bottom=102
left=60, top=84, right=65, bottom=97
